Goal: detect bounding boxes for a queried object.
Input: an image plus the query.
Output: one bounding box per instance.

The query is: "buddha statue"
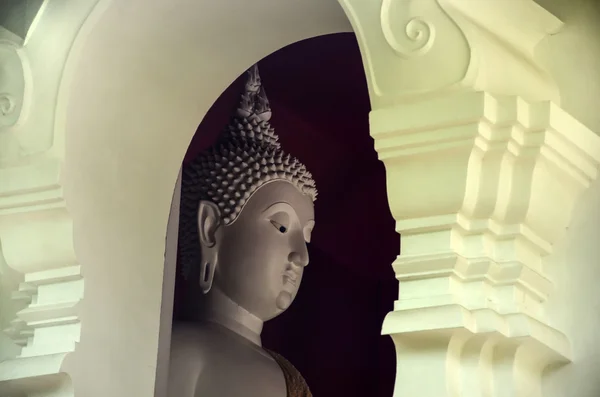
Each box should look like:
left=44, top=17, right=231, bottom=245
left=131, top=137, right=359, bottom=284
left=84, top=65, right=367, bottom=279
left=169, top=64, right=317, bottom=397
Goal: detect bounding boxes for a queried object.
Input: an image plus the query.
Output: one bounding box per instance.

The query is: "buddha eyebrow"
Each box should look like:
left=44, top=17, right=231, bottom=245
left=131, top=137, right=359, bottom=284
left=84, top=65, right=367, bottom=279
left=261, top=202, right=295, bottom=214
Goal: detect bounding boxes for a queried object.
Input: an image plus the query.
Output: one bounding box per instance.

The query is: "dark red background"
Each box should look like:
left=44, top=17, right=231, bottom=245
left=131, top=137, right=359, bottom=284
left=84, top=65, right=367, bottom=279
left=175, top=33, right=399, bottom=396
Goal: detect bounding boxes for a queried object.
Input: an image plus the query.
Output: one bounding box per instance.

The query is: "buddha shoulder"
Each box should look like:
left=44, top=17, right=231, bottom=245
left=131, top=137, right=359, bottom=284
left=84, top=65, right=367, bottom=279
left=168, top=323, right=288, bottom=397
left=168, top=323, right=219, bottom=396
left=170, top=322, right=212, bottom=356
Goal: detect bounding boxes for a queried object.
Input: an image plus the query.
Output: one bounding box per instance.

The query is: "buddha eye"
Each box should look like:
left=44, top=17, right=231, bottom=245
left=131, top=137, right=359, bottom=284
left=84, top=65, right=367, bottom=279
left=270, top=220, right=287, bottom=234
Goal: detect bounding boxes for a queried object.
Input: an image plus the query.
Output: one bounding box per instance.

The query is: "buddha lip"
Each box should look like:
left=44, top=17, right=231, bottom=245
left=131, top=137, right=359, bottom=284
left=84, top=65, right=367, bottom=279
left=283, top=272, right=297, bottom=286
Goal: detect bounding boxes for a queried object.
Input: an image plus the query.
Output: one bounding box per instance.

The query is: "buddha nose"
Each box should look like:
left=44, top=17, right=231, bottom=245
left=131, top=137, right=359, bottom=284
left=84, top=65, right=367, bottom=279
left=288, top=238, right=309, bottom=268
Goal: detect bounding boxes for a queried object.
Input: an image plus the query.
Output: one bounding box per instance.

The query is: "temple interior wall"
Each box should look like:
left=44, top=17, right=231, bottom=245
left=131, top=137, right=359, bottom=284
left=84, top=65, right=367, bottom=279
left=543, top=177, right=600, bottom=396
left=534, top=2, right=600, bottom=393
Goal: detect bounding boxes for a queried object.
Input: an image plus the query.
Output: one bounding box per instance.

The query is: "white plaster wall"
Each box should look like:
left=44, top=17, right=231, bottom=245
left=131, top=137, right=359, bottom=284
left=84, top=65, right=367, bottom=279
left=536, top=0, right=600, bottom=132
left=535, top=2, right=600, bottom=394
left=543, top=176, right=600, bottom=396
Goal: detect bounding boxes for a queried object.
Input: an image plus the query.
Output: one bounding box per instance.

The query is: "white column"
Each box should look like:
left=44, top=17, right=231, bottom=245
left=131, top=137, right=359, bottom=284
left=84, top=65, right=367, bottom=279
left=338, top=0, right=600, bottom=396
left=0, top=1, right=100, bottom=395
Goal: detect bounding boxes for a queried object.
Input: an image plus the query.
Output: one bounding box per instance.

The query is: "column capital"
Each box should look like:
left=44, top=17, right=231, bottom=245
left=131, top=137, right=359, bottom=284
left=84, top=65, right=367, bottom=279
left=337, top=3, right=599, bottom=394
left=339, top=0, right=563, bottom=108
left=372, top=90, right=600, bottom=395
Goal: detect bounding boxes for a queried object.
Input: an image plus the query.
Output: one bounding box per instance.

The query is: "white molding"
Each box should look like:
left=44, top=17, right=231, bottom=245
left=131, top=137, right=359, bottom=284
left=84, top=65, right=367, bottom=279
left=338, top=0, right=600, bottom=393
left=0, top=190, right=81, bottom=395
left=372, top=90, right=600, bottom=395
left=0, top=0, right=101, bottom=393
left=338, top=0, right=563, bottom=107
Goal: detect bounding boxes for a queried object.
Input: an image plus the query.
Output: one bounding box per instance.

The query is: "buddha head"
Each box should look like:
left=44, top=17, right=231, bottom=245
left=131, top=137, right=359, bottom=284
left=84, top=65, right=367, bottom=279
left=179, top=65, right=317, bottom=321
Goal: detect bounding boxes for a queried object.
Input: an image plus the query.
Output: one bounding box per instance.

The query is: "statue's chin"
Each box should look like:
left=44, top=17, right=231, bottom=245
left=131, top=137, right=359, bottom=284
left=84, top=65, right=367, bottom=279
left=275, top=291, right=293, bottom=311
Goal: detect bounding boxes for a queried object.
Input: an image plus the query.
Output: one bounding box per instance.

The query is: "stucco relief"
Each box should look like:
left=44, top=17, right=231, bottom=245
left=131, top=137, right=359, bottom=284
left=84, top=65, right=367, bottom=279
left=340, top=0, right=563, bottom=108
left=0, top=1, right=100, bottom=395
left=340, top=0, right=471, bottom=106
left=380, top=0, right=435, bottom=59
left=0, top=38, right=26, bottom=135
left=340, top=0, right=470, bottom=103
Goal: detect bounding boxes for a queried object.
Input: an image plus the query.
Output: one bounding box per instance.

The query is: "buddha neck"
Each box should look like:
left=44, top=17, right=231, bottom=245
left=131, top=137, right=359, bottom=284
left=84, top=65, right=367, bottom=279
left=202, top=286, right=264, bottom=346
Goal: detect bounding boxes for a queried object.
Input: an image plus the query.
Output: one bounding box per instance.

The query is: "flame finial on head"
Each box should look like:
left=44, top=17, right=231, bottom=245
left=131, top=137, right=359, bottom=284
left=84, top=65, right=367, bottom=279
left=179, top=64, right=317, bottom=278
left=236, top=64, right=272, bottom=121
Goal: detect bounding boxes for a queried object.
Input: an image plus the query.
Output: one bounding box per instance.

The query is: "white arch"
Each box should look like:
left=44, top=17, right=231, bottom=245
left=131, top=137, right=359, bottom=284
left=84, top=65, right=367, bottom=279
left=57, top=1, right=351, bottom=395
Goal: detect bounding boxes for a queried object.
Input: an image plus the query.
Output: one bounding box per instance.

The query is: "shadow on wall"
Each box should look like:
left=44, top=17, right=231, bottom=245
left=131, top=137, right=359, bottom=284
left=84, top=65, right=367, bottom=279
left=174, top=32, right=399, bottom=397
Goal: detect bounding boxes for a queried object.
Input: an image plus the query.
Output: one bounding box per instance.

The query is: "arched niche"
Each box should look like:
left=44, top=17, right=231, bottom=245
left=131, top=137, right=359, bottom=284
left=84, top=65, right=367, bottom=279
left=169, top=33, right=399, bottom=396
left=56, top=1, right=390, bottom=396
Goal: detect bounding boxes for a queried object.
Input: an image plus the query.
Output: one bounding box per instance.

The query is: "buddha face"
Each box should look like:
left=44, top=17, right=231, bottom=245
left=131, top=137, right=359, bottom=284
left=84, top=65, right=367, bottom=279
left=198, top=180, right=315, bottom=321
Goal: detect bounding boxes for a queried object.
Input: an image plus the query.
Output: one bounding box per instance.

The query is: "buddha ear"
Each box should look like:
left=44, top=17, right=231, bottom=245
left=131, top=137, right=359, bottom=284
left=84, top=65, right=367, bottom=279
left=197, top=200, right=221, bottom=248
left=197, top=200, right=221, bottom=294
